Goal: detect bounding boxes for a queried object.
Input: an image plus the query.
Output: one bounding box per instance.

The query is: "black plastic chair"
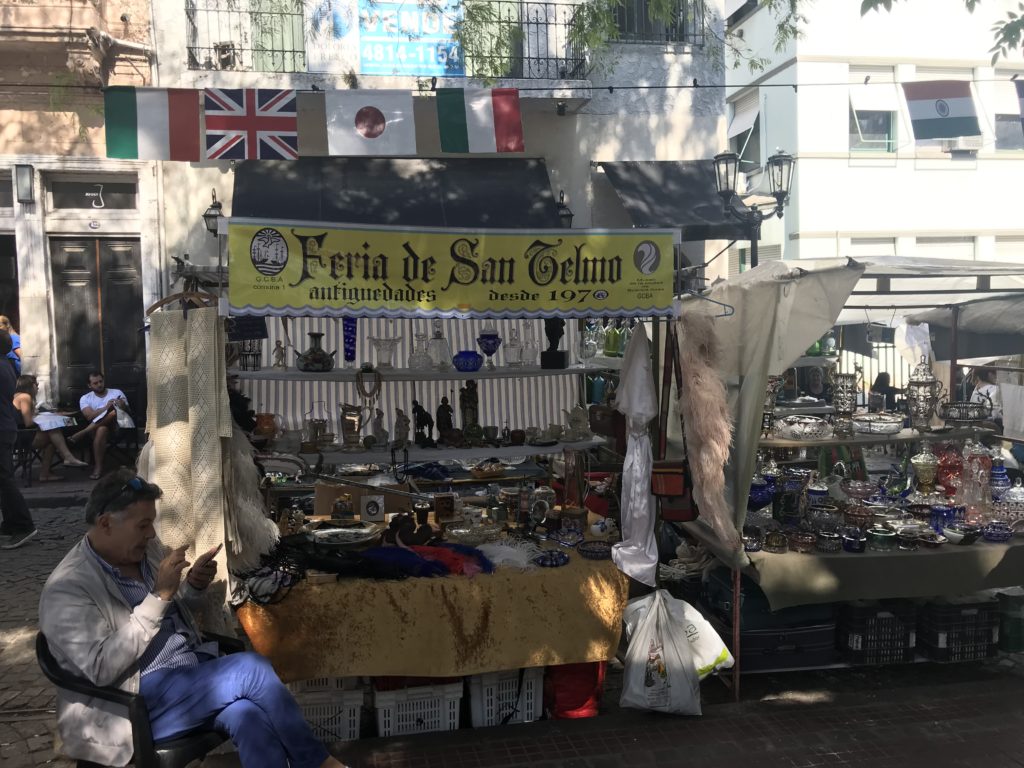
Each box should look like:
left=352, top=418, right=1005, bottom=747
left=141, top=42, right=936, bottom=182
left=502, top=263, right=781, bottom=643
left=13, top=428, right=43, bottom=486
left=36, top=631, right=245, bottom=768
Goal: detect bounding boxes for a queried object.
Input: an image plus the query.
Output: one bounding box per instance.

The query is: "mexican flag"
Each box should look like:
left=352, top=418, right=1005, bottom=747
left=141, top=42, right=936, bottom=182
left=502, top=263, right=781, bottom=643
left=436, top=88, right=524, bottom=153
left=104, top=87, right=200, bottom=161
left=902, top=80, right=980, bottom=140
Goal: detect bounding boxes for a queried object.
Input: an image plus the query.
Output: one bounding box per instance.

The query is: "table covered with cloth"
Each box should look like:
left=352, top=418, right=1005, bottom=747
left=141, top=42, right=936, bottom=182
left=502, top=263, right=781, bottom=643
left=748, top=539, right=1024, bottom=610
left=236, top=554, right=630, bottom=682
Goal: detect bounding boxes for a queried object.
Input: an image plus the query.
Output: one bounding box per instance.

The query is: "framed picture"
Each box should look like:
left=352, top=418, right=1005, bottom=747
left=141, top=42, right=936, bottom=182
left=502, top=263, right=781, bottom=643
left=360, top=495, right=386, bottom=522
left=433, top=492, right=459, bottom=524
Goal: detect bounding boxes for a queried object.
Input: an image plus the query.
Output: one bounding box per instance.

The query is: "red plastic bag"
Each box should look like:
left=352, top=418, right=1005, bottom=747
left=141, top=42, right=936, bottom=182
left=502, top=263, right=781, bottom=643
left=544, top=662, right=606, bottom=719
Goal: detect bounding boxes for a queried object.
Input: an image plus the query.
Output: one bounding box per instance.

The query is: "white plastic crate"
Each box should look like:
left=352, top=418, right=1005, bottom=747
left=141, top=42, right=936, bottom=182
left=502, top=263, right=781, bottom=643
left=468, top=667, right=544, bottom=728
left=296, top=689, right=363, bottom=742
left=373, top=682, right=463, bottom=737
left=288, top=676, right=362, bottom=693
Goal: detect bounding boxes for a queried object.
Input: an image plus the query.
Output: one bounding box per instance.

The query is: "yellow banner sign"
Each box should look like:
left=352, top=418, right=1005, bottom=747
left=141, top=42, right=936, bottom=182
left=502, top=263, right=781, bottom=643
left=228, top=219, right=677, bottom=317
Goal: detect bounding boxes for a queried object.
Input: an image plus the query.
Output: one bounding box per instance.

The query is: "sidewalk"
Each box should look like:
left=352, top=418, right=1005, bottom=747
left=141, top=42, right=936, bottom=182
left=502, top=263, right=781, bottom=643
left=3, top=500, right=1024, bottom=767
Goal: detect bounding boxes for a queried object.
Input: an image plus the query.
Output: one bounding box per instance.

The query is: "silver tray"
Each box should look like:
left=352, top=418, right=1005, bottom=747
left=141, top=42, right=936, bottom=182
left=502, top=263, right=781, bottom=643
left=773, top=415, right=833, bottom=440
left=851, top=414, right=904, bottom=434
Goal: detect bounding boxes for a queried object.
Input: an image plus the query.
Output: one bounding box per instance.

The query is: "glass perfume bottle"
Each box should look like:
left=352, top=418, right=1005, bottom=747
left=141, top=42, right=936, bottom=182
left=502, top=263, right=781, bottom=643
left=408, top=331, right=433, bottom=369
left=522, top=324, right=540, bottom=367
left=504, top=327, right=524, bottom=367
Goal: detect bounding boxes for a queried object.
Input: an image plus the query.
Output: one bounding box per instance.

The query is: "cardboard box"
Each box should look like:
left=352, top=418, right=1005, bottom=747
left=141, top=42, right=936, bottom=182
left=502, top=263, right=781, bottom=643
left=314, top=479, right=413, bottom=519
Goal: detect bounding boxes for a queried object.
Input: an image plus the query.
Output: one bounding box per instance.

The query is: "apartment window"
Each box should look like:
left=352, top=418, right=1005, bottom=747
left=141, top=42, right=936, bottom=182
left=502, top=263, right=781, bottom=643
left=615, top=0, right=704, bottom=45
left=995, top=236, right=1024, bottom=263
left=849, top=237, right=897, bottom=258
left=849, top=68, right=898, bottom=152
left=911, top=67, right=975, bottom=150
left=994, top=79, right=1024, bottom=150
left=916, top=236, right=975, bottom=261
left=0, top=176, right=11, bottom=209
left=186, top=0, right=306, bottom=72
left=728, top=92, right=761, bottom=171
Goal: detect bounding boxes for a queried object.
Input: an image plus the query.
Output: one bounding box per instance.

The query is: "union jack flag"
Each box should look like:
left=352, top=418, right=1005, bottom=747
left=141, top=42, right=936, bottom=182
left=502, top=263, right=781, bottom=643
left=203, top=88, right=298, bottom=160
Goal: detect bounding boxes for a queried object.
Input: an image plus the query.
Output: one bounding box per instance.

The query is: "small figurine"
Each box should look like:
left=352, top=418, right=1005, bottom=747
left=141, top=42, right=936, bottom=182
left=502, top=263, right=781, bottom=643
left=412, top=399, right=436, bottom=447
left=459, top=380, right=479, bottom=428
left=436, top=396, right=454, bottom=442
left=272, top=340, right=288, bottom=369
left=371, top=407, right=389, bottom=446
left=392, top=408, right=410, bottom=449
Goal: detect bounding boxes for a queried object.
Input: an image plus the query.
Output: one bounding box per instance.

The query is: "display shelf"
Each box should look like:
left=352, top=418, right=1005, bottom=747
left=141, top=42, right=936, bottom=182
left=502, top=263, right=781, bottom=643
left=230, top=361, right=620, bottom=383
left=759, top=426, right=991, bottom=450
left=314, top=438, right=605, bottom=464
left=774, top=405, right=836, bottom=416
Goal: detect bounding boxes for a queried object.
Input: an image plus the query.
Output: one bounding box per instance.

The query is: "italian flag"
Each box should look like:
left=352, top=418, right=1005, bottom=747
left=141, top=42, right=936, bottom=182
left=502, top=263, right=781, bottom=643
left=436, top=88, right=524, bottom=153
left=104, top=87, right=201, bottom=161
left=902, top=80, right=980, bottom=140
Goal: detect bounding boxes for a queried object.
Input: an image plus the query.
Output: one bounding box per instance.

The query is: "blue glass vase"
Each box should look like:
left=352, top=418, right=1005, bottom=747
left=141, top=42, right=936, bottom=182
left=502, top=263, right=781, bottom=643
left=342, top=317, right=357, bottom=368
left=991, top=458, right=1012, bottom=502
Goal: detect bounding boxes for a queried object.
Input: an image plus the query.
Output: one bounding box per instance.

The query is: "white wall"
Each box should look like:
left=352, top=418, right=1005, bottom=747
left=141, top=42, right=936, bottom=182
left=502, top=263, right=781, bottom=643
left=727, top=0, right=1024, bottom=263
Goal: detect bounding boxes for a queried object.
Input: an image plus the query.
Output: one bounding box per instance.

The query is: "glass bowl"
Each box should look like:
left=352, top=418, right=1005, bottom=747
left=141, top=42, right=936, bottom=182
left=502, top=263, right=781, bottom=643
left=851, top=414, right=904, bottom=435
left=841, top=527, right=867, bottom=553
left=942, top=522, right=982, bottom=545
left=842, top=479, right=878, bottom=501
left=983, top=520, right=1014, bottom=543
left=452, top=350, right=484, bottom=372
left=787, top=530, right=817, bottom=554
left=763, top=529, right=789, bottom=554
left=866, top=526, right=897, bottom=552
left=773, top=415, right=833, bottom=441
left=816, top=531, right=842, bottom=553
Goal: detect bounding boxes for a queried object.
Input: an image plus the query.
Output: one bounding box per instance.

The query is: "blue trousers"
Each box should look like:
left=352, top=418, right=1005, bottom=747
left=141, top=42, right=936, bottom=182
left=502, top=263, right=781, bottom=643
left=140, top=652, right=329, bottom=768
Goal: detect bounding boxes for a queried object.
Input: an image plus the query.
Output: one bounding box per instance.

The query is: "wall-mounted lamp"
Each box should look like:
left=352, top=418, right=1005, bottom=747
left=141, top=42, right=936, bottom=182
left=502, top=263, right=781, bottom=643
left=202, top=188, right=223, bottom=236
left=14, top=165, right=34, bottom=204
left=556, top=190, right=574, bottom=229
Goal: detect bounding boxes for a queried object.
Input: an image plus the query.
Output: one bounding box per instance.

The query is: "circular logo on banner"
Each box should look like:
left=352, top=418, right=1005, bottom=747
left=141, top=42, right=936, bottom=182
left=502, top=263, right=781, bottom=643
left=934, top=99, right=950, bottom=118
left=355, top=106, right=386, bottom=139
left=250, top=228, right=289, bottom=276
left=633, top=240, right=661, bottom=275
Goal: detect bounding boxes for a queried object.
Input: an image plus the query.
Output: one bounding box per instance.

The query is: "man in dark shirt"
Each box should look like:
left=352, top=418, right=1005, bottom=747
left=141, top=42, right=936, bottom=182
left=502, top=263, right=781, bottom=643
left=0, top=330, right=36, bottom=548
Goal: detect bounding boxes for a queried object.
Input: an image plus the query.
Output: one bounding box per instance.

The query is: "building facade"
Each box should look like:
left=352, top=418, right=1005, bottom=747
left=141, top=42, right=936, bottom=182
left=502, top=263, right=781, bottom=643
left=0, top=0, right=158, bottom=413
left=724, top=0, right=1024, bottom=272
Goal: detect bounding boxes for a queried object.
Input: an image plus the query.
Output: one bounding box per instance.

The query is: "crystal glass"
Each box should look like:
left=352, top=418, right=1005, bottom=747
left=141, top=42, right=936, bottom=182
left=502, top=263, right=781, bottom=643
left=342, top=318, right=358, bottom=368
left=476, top=325, right=502, bottom=371
left=369, top=336, right=399, bottom=369
left=910, top=443, right=939, bottom=495
left=426, top=319, right=453, bottom=371
left=408, top=332, right=433, bottom=369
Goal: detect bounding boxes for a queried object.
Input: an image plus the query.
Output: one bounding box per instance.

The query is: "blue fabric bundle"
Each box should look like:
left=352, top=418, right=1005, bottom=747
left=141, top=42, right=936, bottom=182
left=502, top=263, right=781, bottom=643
left=359, top=546, right=449, bottom=578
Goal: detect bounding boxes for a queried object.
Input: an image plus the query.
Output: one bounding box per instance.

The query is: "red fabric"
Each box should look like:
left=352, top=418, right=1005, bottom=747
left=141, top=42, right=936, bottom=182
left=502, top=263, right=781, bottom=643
left=544, top=662, right=606, bottom=719
left=409, top=545, right=482, bottom=576
left=553, top=473, right=613, bottom=518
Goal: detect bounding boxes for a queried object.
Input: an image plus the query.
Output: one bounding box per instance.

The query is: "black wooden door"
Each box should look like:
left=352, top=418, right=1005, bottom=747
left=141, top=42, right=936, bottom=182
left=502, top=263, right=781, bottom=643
left=0, top=235, right=18, bottom=330
left=50, top=239, right=146, bottom=423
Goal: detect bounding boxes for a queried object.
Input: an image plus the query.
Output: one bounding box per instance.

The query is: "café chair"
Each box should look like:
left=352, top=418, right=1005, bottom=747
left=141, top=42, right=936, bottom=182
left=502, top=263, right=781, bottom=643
left=13, top=428, right=44, bottom=486
left=36, top=631, right=245, bottom=768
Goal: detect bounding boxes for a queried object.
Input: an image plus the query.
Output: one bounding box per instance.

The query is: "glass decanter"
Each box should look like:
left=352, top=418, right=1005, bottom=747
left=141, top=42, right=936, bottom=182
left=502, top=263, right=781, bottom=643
left=522, top=324, right=540, bottom=367
left=990, top=455, right=1012, bottom=502
left=408, top=331, right=433, bottom=370
left=504, top=327, right=524, bottom=368
left=603, top=320, right=621, bottom=357
left=579, top=320, right=599, bottom=367
left=426, top=318, right=453, bottom=371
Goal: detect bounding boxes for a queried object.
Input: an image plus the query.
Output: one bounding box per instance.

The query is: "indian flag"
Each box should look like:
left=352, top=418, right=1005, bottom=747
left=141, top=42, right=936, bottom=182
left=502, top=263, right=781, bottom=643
left=902, top=80, right=980, bottom=140
left=104, top=87, right=201, bottom=161
left=436, top=88, right=524, bottom=154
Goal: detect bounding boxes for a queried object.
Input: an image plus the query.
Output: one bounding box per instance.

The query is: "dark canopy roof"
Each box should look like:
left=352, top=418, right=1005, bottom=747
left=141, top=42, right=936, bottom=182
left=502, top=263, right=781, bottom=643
left=599, top=160, right=749, bottom=240
left=231, top=157, right=562, bottom=228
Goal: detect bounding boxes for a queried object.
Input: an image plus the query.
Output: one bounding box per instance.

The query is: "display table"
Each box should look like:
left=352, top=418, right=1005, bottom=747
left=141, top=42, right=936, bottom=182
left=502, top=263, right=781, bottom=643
left=748, top=539, right=1024, bottom=610
left=236, top=554, right=629, bottom=682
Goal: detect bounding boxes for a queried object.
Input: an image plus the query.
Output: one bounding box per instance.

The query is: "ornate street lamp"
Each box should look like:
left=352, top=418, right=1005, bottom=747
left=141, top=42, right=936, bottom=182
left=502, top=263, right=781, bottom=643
left=556, top=190, right=574, bottom=229
left=202, top=189, right=223, bottom=236
left=713, top=150, right=795, bottom=269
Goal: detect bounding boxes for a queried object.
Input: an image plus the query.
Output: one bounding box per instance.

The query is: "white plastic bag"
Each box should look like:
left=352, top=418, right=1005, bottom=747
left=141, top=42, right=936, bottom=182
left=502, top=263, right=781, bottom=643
left=115, top=405, right=135, bottom=429
left=620, top=590, right=703, bottom=715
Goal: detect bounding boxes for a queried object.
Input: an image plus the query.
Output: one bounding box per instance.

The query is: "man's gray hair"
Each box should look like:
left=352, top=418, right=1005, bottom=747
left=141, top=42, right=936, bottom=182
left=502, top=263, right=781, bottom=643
left=85, top=468, right=162, bottom=525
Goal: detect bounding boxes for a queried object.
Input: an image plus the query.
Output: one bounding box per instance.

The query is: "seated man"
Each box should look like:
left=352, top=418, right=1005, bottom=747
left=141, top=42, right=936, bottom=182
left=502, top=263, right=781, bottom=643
left=39, top=468, right=348, bottom=768
left=73, top=370, right=127, bottom=479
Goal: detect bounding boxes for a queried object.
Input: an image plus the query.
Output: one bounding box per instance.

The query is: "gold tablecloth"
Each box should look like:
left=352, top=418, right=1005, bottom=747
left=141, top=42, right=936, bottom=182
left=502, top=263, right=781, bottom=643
left=236, top=555, right=629, bottom=682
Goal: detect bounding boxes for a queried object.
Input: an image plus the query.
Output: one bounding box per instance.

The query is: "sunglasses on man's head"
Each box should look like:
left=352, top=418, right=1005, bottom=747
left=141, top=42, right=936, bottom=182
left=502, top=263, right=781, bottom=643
left=99, top=476, right=147, bottom=517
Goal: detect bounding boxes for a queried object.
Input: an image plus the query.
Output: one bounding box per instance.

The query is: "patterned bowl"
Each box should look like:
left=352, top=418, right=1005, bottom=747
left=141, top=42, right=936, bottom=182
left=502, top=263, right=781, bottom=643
left=452, top=350, right=484, bottom=372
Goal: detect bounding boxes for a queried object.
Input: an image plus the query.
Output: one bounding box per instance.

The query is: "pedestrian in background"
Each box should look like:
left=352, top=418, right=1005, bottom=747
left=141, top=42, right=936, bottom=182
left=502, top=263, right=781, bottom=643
left=0, top=330, right=36, bottom=548
left=0, top=316, right=21, bottom=374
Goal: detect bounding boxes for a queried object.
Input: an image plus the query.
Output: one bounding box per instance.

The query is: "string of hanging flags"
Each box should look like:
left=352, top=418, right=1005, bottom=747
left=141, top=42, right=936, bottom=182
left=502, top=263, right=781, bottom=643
left=103, top=86, right=524, bottom=161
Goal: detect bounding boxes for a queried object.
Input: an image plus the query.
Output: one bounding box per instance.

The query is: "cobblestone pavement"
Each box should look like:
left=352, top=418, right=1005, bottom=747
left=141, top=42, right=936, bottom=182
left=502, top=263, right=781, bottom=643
left=4, top=493, right=1024, bottom=767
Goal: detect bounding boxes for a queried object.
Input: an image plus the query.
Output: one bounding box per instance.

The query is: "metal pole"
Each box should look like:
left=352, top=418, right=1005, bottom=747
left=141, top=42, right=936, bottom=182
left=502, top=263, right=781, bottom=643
left=949, top=305, right=960, bottom=398
left=749, top=218, right=760, bottom=269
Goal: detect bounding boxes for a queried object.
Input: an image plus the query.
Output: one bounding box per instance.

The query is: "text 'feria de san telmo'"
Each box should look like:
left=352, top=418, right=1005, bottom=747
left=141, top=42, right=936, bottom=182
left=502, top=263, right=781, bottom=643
left=228, top=219, right=676, bottom=318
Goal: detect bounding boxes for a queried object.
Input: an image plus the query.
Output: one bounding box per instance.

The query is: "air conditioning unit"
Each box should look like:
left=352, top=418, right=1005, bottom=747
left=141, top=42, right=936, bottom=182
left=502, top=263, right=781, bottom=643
left=940, top=135, right=983, bottom=153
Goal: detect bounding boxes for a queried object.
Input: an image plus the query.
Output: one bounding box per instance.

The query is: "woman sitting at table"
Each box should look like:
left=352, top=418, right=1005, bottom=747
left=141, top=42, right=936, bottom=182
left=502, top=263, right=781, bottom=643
left=13, top=375, right=88, bottom=481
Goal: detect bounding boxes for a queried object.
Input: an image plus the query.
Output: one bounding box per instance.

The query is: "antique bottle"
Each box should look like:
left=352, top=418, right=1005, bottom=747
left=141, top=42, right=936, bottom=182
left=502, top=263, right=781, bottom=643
left=990, top=455, right=1012, bottom=502
left=427, top=318, right=454, bottom=371
left=296, top=332, right=336, bottom=373
left=504, top=327, right=524, bottom=367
